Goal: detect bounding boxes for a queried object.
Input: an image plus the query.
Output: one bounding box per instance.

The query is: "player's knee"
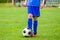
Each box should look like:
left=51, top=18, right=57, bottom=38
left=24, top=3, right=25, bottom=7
left=28, top=14, right=33, bottom=18
left=33, top=17, right=38, bottom=20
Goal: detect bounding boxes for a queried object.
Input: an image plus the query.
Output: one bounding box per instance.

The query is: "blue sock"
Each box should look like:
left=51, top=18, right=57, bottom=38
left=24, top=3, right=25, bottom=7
left=33, top=20, right=38, bottom=35
left=28, top=18, right=32, bottom=30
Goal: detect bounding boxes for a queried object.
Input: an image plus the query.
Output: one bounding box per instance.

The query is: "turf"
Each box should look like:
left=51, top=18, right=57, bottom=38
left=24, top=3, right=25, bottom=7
left=0, top=7, right=60, bottom=40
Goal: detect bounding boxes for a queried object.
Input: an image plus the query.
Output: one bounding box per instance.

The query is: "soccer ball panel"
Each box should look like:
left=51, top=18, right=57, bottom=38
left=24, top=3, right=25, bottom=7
left=22, top=28, right=31, bottom=37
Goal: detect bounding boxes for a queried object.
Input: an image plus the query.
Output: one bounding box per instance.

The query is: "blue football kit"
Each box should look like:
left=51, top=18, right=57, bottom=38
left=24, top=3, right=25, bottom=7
left=27, top=0, right=41, bottom=35
left=27, top=0, right=40, bottom=6
left=27, top=0, right=40, bottom=17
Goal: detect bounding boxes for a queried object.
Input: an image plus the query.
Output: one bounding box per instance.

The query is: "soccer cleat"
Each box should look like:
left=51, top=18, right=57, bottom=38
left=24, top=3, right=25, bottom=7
left=30, top=34, right=37, bottom=37
left=30, top=34, right=33, bottom=37
left=33, top=34, right=37, bottom=37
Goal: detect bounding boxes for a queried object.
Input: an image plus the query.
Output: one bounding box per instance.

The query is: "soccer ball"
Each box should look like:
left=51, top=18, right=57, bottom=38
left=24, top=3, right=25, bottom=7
left=22, top=28, right=32, bottom=37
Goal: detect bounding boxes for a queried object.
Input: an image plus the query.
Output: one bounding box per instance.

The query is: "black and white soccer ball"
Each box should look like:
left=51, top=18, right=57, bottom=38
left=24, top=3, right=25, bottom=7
left=22, top=28, right=32, bottom=37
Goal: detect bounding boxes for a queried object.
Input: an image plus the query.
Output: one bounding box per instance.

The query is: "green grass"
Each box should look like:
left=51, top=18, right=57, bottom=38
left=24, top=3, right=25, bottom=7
left=0, top=7, right=60, bottom=40
left=0, top=3, right=14, bottom=7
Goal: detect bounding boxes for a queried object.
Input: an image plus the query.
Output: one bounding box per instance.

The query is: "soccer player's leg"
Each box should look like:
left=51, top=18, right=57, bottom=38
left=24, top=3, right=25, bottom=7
left=27, top=6, right=33, bottom=31
left=33, top=16, right=38, bottom=37
left=28, top=14, right=33, bottom=30
left=32, top=6, right=40, bottom=37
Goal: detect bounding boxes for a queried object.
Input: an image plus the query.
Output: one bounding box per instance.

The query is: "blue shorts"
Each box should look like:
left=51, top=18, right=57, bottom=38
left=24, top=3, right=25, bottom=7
left=27, top=6, right=40, bottom=17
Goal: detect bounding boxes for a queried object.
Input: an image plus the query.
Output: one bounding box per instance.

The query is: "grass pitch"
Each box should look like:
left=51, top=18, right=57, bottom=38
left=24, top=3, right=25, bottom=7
left=0, top=7, right=60, bottom=40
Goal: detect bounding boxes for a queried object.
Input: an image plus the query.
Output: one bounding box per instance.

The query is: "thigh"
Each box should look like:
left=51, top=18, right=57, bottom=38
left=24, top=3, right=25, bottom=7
left=32, top=6, right=40, bottom=17
left=27, top=6, right=33, bottom=14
